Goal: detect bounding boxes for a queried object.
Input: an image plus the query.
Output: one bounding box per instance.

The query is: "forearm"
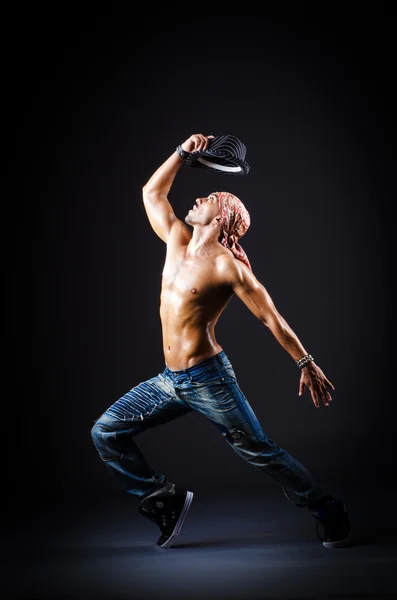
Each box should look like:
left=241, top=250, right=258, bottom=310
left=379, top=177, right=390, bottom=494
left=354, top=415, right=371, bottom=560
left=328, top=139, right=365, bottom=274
left=142, top=134, right=211, bottom=200
left=142, top=151, right=184, bottom=199
left=266, top=314, right=309, bottom=362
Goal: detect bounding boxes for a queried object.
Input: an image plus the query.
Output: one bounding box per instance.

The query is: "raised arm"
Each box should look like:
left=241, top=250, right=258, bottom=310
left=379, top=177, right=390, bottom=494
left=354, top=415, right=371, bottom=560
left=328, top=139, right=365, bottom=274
left=142, top=133, right=212, bottom=243
left=217, top=255, right=335, bottom=409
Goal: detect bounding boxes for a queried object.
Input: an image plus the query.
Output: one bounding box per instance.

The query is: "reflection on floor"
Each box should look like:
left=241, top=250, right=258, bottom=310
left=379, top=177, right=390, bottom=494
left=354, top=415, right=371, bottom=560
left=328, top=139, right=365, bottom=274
left=6, top=484, right=397, bottom=600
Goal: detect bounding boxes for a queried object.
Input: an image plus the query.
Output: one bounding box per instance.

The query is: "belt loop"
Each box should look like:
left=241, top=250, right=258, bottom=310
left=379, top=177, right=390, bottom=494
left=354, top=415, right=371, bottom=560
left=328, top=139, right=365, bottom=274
left=216, top=353, right=223, bottom=366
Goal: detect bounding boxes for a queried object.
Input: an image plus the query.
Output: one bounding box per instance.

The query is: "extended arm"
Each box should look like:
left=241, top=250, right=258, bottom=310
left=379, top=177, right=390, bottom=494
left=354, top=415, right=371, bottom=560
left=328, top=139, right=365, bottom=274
left=142, top=133, right=212, bottom=243
left=218, top=256, right=335, bottom=409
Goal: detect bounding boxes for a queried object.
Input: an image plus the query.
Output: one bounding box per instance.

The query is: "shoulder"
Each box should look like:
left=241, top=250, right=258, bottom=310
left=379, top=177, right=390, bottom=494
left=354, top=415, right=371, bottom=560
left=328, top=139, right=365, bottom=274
left=215, top=251, right=256, bottom=288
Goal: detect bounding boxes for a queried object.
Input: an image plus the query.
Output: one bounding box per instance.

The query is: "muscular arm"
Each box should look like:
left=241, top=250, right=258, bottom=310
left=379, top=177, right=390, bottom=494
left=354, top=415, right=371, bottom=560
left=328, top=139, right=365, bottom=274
left=142, top=151, right=190, bottom=244
left=142, top=133, right=212, bottom=244
left=219, top=256, right=308, bottom=360
left=217, top=255, right=335, bottom=408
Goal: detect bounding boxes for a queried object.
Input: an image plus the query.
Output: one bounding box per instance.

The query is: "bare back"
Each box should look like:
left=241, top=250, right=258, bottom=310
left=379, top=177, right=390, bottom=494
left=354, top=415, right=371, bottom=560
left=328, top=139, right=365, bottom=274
left=160, top=227, right=234, bottom=370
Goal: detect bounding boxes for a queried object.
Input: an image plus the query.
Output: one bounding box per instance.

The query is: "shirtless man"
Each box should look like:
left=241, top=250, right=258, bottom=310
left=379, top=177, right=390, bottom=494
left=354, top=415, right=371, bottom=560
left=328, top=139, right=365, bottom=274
left=91, top=133, right=351, bottom=550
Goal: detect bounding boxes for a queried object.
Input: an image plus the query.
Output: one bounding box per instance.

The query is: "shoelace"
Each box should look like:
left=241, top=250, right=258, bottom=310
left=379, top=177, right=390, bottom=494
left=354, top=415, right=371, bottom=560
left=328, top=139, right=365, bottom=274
left=159, top=510, right=177, bottom=531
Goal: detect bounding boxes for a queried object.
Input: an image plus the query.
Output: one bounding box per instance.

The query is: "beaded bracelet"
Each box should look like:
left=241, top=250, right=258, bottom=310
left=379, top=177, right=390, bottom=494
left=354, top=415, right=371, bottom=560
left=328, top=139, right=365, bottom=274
left=297, top=354, right=314, bottom=369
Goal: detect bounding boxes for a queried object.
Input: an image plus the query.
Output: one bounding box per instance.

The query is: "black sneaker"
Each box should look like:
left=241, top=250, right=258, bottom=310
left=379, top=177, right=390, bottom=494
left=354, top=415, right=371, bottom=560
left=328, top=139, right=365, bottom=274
left=311, top=498, right=352, bottom=548
left=138, top=486, right=194, bottom=548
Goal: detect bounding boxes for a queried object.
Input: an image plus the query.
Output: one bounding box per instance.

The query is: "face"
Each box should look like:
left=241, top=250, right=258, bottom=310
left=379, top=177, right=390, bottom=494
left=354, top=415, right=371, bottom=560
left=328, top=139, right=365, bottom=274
left=185, top=193, right=221, bottom=226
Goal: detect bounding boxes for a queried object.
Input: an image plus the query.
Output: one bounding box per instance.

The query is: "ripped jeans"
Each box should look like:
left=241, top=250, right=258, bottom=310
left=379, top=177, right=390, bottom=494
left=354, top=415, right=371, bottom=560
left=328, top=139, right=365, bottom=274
left=91, top=350, right=332, bottom=508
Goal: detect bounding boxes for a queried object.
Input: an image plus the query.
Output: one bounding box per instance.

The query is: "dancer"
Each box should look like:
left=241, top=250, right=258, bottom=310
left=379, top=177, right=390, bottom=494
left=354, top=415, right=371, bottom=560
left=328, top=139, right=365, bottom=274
left=91, top=133, right=351, bottom=549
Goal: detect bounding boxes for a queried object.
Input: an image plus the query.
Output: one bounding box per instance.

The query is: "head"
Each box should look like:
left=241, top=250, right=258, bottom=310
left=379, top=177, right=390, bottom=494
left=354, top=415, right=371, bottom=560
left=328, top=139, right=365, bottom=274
left=185, top=191, right=252, bottom=269
left=185, top=193, right=221, bottom=229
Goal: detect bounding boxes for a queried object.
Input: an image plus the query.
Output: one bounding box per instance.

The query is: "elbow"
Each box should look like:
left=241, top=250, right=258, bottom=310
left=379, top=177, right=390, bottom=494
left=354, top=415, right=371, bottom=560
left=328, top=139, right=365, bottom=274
left=142, top=184, right=166, bottom=202
left=142, top=186, right=156, bottom=203
left=142, top=183, right=150, bottom=197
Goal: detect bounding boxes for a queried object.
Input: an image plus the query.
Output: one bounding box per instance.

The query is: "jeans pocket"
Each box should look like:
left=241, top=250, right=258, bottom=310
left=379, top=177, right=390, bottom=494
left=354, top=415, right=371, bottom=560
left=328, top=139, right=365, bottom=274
left=223, top=366, right=237, bottom=381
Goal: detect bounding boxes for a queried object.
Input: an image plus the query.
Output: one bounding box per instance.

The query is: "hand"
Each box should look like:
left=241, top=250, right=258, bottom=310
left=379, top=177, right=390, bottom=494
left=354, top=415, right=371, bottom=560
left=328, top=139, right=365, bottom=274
left=298, top=362, right=335, bottom=409
left=181, top=133, right=214, bottom=153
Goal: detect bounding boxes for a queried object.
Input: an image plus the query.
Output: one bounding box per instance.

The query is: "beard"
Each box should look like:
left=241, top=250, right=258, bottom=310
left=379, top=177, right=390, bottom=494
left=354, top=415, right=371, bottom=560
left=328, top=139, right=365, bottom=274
left=185, top=210, right=195, bottom=224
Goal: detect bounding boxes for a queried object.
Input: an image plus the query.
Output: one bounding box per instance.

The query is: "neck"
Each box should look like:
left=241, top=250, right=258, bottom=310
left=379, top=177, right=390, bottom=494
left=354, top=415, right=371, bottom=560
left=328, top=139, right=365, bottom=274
left=187, top=227, right=220, bottom=256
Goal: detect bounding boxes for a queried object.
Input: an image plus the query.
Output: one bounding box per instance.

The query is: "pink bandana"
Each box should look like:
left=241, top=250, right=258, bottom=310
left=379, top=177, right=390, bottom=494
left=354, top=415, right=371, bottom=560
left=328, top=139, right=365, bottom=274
left=216, top=191, right=252, bottom=270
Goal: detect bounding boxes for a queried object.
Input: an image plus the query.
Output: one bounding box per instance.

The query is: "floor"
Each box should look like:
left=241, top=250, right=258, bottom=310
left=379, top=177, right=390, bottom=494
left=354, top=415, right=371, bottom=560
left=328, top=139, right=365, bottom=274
left=5, top=484, right=397, bottom=600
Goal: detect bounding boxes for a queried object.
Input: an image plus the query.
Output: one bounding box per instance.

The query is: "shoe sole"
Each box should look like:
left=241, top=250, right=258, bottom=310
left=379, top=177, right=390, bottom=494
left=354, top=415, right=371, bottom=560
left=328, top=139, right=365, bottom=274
left=159, top=491, right=194, bottom=548
left=323, top=532, right=352, bottom=549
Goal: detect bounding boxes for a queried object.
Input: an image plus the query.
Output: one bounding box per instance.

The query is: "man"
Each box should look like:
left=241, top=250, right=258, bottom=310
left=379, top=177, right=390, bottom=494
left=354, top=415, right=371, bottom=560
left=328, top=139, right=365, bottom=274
left=91, top=133, right=351, bottom=550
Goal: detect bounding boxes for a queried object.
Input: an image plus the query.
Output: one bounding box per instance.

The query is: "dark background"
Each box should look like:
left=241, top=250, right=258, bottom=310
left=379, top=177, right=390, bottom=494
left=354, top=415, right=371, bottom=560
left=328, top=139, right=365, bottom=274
left=18, top=11, right=395, bottom=516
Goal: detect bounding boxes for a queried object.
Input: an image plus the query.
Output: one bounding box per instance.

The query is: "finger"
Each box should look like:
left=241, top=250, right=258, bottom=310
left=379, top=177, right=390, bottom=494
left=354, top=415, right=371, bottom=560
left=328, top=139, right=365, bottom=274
left=193, top=135, right=204, bottom=151
left=204, top=135, right=214, bottom=149
left=299, top=381, right=305, bottom=396
left=312, top=391, right=320, bottom=409
left=197, top=134, right=207, bottom=151
left=325, top=377, right=335, bottom=391
left=322, top=390, right=332, bottom=407
left=191, top=135, right=200, bottom=151
left=193, top=136, right=200, bottom=151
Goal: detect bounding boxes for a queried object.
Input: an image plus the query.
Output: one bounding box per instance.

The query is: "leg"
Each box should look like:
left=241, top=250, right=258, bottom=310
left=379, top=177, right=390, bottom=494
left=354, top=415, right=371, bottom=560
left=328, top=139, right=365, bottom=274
left=175, top=351, right=332, bottom=508
left=91, top=371, right=192, bottom=499
left=168, top=350, right=351, bottom=547
left=215, top=419, right=330, bottom=507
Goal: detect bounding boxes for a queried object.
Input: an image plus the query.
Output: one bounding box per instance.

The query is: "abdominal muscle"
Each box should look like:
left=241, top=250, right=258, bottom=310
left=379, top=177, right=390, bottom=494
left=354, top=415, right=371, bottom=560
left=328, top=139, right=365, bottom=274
left=159, top=241, right=235, bottom=371
left=159, top=279, right=232, bottom=371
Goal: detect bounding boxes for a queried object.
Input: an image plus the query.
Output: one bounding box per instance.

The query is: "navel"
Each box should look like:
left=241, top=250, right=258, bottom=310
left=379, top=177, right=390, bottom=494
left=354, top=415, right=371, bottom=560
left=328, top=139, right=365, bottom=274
left=191, top=288, right=198, bottom=294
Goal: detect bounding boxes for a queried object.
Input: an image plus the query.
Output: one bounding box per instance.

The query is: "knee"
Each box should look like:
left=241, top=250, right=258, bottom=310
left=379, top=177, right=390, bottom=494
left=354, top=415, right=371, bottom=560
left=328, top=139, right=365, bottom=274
left=222, top=427, right=278, bottom=456
left=91, top=419, right=117, bottom=460
left=91, top=420, right=106, bottom=451
left=91, top=421, right=102, bottom=447
left=91, top=411, right=117, bottom=445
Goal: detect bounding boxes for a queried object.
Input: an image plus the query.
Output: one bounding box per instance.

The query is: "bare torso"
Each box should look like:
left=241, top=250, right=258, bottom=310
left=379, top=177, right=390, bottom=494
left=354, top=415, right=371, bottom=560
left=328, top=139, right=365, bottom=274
left=160, top=238, right=234, bottom=371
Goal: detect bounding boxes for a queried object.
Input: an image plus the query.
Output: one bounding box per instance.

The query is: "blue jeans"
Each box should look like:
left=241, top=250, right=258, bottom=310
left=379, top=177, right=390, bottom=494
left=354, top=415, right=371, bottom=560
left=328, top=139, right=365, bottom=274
left=91, top=351, right=332, bottom=508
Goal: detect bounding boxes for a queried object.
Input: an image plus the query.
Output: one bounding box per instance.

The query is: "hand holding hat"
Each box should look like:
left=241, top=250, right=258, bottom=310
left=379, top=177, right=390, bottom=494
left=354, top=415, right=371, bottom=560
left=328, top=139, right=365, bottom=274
left=177, top=133, right=250, bottom=176
left=180, top=133, right=215, bottom=154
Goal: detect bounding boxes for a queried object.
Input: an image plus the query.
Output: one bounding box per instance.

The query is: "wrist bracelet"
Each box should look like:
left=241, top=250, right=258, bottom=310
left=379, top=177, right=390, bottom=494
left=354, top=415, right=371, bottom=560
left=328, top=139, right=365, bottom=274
left=297, top=354, right=314, bottom=369
left=176, top=144, right=189, bottom=159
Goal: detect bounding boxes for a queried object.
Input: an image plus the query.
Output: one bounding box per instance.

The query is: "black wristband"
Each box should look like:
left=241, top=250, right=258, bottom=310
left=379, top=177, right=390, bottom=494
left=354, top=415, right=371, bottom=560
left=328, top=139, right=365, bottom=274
left=176, top=145, right=189, bottom=159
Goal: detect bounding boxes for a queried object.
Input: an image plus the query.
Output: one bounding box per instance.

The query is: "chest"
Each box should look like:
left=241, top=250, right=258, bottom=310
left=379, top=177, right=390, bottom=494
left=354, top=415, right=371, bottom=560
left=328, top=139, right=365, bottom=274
left=162, top=254, right=215, bottom=295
